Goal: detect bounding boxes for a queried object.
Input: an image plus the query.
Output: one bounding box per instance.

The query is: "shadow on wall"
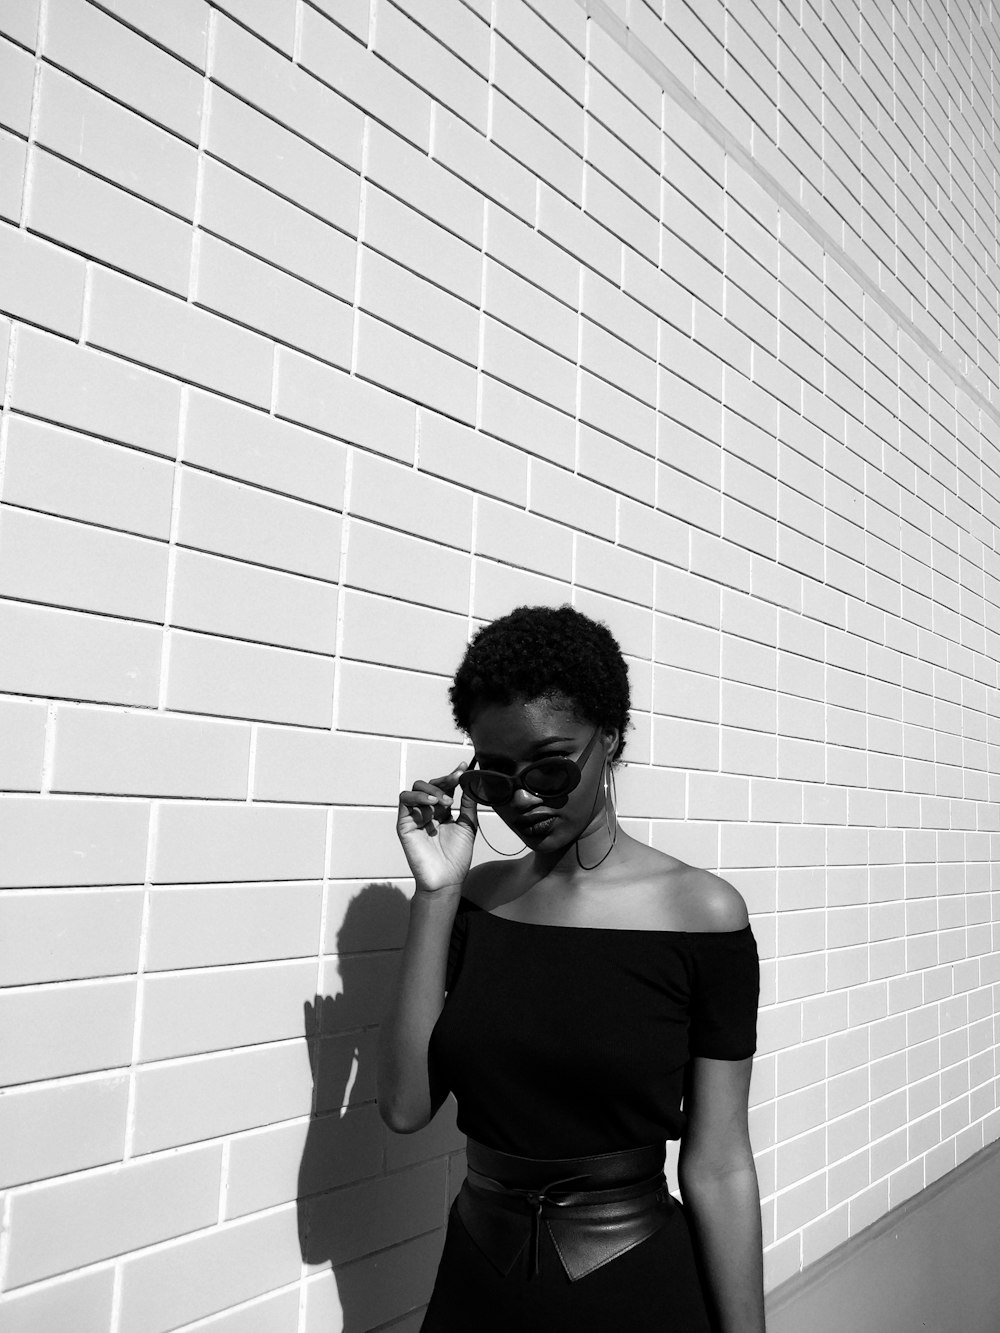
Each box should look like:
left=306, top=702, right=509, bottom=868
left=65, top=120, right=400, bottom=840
left=296, top=882, right=460, bottom=1332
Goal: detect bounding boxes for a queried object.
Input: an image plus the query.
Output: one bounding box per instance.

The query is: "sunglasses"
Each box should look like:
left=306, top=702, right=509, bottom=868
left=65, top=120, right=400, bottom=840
left=457, top=727, right=603, bottom=808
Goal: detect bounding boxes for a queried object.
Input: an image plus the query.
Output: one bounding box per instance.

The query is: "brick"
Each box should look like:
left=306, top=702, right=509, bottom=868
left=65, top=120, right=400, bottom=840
left=433, top=106, right=536, bottom=222
left=0, top=887, right=143, bottom=984
left=538, top=181, right=621, bottom=280
left=188, top=1290, right=301, bottom=1333
left=492, top=88, right=581, bottom=204
left=3, top=417, right=175, bottom=539
left=179, top=468, right=340, bottom=582
left=172, top=546, right=337, bottom=654
left=36, top=65, right=198, bottom=218
left=0, top=34, right=34, bottom=133
left=581, top=303, right=657, bottom=391
left=184, top=389, right=347, bottom=508
left=586, top=164, right=659, bottom=258
left=324, top=878, right=411, bottom=953
left=498, top=0, right=584, bottom=95
left=10, top=328, right=182, bottom=457
left=483, top=258, right=576, bottom=363
left=0, top=127, right=26, bottom=221
left=578, top=427, right=656, bottom=503
left=306, top=1231, right=442, bottom=1330
left=6, top=1144, right=222, bottom=1286
left=165, top=629, right=335, bottom=726
left=132, top=1042, right=312, bottom=1153
left=0, top=223, right=86, bottom=337
left=0, top=0, right=40, bottom=48
left=147, top=882, right=322, bottom=970
left=355, top=311, right=477, bottom=422
left=351, top=451, right=473, bottom=552
left=397, top=0, right=490, bottom=71
left=0, top=792, right=150, bottom=889
left=467, top=559, right=560, bottom=623
left=580, top=370, right=656, bottom=451
left=0, top=600, right=161, bottom=705
left=0, top=697, right=46, bottom=790
left=336, top=661, right=461, bottom=747
left=231, top=1105, right=382, bottom=1218
left=576, top=533, right=655, bottom=605
left=375, top=2, right=488, bottom=132
left=480, top=375, right=576, bottom=468
left=340, top=590, right=470, bottom=679
left=653, top=664, right=719, bottom=723
left=529, top=458, right=616, bottom=539
left=141, top=959, right=316, bottom=1060
left=44, top=0, right=203, bottom=141
left=482, top=316, right=577, bottom=416
left=418, top=410, right=529, bottom=506
left=0, top=976, right=135, bottom=1084
left=252, top=724, right=396, bottom=804
left=118, top=1208, right=301, bottom=1333
left=52, top=706, right=250, bottom=800
left=495, top=33, right=582, bottom=154
left=370, top=123, right=488, bottom=253
left=195, top=234, right=352, bottom=367
left=0, top=1074, right=128, bottom=1187
left=299, top=5, right=432, bottom=149
left=200, top=158, right=356, bottom=299
left=0, top=506, right=169, bottom=622
left=0, top=1270, right=113, bottom=1333
left=587, top=62, right=660, bottom=166
left=214, top=0, right=296, bottom=53
left=153, top=802, right=327, bottom=883
left=307, top=0, right=369, bottom=42
left=363, top=182, right=481, bottom=305
left=207, top=86, right=360, bottom=235
left=277, top=347, right=418, bottom=461
left=485, top=202, right=580, bottom=309
left=360, top=247, right=479, bottom=366
left=652, top=716, right=719, bottom=770
left=475, top=497, right=573, bottom=580
left=88, top=269, right=273, bottom=409
left=299, top=1159, right=445, bottom=1267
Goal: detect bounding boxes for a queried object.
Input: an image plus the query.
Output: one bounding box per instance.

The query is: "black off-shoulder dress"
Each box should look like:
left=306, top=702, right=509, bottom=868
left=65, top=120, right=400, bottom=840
left=421, top=899, right=760, bottom=1332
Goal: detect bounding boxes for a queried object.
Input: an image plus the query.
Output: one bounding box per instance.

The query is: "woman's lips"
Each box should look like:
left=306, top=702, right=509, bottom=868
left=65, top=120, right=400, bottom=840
left=516, top=815, right=557, bottom=839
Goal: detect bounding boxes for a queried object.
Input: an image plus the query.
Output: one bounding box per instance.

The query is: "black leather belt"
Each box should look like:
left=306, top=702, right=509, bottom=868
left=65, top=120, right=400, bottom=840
left=457, top=1139, right=672, bottom=1282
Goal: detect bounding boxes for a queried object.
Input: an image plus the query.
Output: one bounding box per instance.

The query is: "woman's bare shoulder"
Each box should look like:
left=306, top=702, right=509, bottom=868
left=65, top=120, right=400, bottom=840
left=615, top=842, right=749, bottom=932
left=671, top=864, right=749, bottom=932
left=460, top=858, right=527, bottom=910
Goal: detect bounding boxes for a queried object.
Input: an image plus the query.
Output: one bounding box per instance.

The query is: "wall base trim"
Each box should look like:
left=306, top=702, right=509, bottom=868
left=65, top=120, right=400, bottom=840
left=766, top=1137, right=1000, bottom=1333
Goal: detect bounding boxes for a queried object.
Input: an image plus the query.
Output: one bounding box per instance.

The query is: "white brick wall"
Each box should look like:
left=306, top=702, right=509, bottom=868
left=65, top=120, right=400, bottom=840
left=1, top=0, right=998, bottom=1326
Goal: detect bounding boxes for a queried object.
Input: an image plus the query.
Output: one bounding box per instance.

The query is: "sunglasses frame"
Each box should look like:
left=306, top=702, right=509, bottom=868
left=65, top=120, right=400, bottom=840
left=458, top=726, right=603, bottom=808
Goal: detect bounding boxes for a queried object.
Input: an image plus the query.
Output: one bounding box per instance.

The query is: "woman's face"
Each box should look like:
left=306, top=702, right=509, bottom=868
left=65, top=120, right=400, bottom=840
left=467, top=695, right=615, bottom=852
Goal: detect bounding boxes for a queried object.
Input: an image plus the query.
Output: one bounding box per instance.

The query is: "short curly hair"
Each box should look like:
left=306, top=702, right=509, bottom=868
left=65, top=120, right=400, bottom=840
left=449, top=604, right=630, bottom=760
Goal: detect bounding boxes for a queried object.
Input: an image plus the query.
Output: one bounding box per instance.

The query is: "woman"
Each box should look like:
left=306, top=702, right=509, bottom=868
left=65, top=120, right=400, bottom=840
left=378, top=605, right=764, bottom=1332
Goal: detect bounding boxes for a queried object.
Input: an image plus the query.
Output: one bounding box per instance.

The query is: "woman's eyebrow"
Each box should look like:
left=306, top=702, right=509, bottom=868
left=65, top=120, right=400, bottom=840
left=475, top=735, right=577, bottom=763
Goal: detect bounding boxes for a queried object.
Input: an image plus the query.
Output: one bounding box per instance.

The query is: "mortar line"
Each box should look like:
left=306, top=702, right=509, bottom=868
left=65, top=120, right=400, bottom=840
left=575, top=0, right=1000, bottom=438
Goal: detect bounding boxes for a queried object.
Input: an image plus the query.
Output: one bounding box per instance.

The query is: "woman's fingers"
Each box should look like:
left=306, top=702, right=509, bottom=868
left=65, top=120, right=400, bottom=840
left=399, top=765, right=470, bottom=830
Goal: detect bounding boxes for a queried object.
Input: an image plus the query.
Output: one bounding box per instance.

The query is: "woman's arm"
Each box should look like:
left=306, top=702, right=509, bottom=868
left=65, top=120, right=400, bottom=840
left=677, top=1055, right=765, bottom=1333
left=376, top=764, right=478, bottom=1133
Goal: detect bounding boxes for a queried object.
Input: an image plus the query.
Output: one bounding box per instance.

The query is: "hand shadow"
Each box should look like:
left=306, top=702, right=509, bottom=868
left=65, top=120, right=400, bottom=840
left=297, top=881, right=429, bottom=1332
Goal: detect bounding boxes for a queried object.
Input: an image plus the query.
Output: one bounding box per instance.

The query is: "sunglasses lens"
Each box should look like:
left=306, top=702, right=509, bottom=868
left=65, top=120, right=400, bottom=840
left=461, top=771, right=512, bottom=806
left=521, top=759, right=576, bottom=796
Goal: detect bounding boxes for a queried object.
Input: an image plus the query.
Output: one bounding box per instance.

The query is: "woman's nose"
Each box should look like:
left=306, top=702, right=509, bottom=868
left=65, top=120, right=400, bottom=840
left=509, top=785, right=541, bottom=810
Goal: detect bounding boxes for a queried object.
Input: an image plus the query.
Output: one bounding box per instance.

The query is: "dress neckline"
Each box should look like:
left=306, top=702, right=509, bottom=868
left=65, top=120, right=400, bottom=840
left=460, top=899, right=752, bottom=937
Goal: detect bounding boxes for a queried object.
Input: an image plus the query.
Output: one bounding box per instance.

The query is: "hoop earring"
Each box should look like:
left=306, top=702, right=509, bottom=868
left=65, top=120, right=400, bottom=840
left=476, top=816, right=524, bottom=858
left=575, top=761, right=618, bottom=870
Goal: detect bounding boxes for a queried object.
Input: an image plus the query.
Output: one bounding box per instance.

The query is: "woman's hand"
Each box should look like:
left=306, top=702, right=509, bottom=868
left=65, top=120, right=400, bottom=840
left=397, top=763, right=478, bottom=894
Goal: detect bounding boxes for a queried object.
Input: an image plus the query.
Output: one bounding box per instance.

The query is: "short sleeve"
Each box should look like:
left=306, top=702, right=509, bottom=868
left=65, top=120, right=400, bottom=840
left=688, top=926, right=759, bottom=1060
